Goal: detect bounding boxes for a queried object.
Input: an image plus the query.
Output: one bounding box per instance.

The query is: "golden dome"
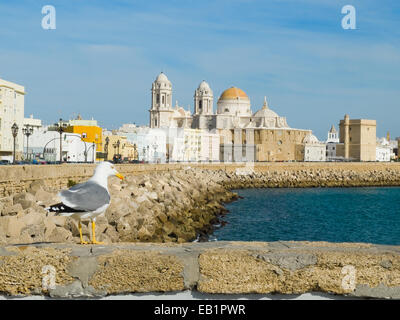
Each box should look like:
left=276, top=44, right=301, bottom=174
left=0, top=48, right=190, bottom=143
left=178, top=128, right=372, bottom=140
left=219, top=87, right=249, bottom=100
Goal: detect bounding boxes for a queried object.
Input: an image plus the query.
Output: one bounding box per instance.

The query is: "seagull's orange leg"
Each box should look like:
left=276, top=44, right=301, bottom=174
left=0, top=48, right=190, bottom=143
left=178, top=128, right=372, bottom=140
left=79, top=221, right=88, bottom=245
left=91, top=220, right=104, bottom=245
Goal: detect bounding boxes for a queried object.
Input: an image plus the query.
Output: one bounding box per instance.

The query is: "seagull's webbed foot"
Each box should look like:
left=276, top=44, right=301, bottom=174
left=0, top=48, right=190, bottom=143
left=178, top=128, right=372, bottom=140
left=91, top=240, right=104, bottom=245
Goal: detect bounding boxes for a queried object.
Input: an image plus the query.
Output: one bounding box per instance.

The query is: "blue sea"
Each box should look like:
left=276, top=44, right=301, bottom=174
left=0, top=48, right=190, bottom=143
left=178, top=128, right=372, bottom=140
left=212, top=187, right=400, bottom=245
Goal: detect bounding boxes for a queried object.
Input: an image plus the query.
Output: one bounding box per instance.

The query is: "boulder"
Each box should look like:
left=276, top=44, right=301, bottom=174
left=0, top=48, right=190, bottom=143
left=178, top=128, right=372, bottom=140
left=66, top=218, right=90, bottom=237
left=105, top=201, right=131, bottom=224
left=0, top=216, right=24, bottom=238
left=49, top=215, right=67, bottom=228
left=20, top=223, right=46, bottom=243
left=47, top=226, right=74, bottom=243
left=13, top=192, right=36, bottom=210
left=137, top=226, right=152, bottom=241
left=19, top=210, right=45, bottom=226
left=103, top=226, right=119, bottom=242
left=35, top=189, right=58, bottom=207
left=2, top=203, right=24, bottom=216
left=0, top=196, right=13, bottom=208
left=27, top=180, right=46, bottom=195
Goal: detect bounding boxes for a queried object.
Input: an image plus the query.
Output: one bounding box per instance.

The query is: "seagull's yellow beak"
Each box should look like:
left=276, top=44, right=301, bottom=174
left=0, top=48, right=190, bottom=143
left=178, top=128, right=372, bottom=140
left=115, top=173, right=124, bottom=180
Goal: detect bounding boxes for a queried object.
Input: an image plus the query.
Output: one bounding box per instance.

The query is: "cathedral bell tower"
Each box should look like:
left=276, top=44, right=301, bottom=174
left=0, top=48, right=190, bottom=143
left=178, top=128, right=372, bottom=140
left=194, top=80, right=213, bottom=115
left=149, top=72, right=173, bottom=128
left=192, top=80, right=214, bottom=130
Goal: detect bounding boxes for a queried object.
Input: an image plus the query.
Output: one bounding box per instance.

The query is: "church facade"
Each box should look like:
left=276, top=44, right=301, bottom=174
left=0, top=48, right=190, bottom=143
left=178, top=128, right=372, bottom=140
left=149, top=72, right=313, bottom=162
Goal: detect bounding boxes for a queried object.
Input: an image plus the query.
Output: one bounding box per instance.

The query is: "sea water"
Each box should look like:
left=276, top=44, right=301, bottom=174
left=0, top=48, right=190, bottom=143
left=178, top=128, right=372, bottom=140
left=212, top=187, right=400, bottom=245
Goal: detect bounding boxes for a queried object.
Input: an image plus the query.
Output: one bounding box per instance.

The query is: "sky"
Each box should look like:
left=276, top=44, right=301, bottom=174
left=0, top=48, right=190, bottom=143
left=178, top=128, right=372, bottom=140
left=0, top=0, right=399, bottom=139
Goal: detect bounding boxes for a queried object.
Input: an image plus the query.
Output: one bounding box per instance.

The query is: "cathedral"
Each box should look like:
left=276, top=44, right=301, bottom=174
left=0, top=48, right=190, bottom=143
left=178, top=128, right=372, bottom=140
left=148, top=72, right=313, bottom=162
left=149, top=72, right=290, bottom=131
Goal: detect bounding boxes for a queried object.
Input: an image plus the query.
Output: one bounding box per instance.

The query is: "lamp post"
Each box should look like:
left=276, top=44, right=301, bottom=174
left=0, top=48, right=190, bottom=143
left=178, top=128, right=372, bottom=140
left=105, top=137, right=109, bottom=161
left=112, top=140, right=120, bottom=156
left=22, top=125, right=34, bottom=161
left=11, top=123, right=18, bottom=164
left=54, top=118, right=65, bottom=163
left=152, top=142, right=158, bottom=163
left=92, top=142, right=96, bottom=163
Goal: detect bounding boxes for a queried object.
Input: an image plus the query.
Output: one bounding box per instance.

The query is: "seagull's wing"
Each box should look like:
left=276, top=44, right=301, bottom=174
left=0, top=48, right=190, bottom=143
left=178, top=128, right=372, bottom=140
left=59, top=181, right=110, bottom=212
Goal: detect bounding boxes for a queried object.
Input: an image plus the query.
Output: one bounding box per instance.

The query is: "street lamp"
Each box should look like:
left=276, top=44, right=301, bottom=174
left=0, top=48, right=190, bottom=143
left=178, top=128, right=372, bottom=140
left=11, top=123, right=18, bottom=164
left=152, top=142, right=158, bottom=163
left=54, top=118, right=66, bottom=163
left=112, top=140, right=120, bottom=155
left=22, top=125, right=34, bottom=161
left=105, top=137, right=109, bottom=161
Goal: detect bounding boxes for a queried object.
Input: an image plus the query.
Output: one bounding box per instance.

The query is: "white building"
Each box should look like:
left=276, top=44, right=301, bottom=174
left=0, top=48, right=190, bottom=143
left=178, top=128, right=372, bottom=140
left=125, top=127, right=167, bottom=163
left=326, top=124, right=339, bottom=161
left=23, top=115, right=42, bottom=160
left=304, top=133, right=326, bottom=162
left=119, top=123, right=138, bottom=133
left=0, top=78, right=25, bottom=161
left=168, top=128, right=219, bottom=162
left=28, top=126, right=95, bottom=162
left=23, top=114, right=42, bottom=130
left=125, top=127, right=220, bottom=163
left=200, top=130, right=220, bottom=162
left=376, top=138, right=391, bottom=162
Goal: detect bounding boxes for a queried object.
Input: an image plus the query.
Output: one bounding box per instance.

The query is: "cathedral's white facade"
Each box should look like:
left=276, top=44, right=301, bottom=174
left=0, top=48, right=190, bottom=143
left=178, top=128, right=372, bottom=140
left=149, top=72, right=290, bottom=131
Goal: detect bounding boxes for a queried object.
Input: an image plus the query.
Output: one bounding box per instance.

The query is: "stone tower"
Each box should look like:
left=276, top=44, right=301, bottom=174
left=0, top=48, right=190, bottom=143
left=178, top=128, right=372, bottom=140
left=149, top=72, right=173, bottom=128
left=192, top=80, right=214, bottom=130
left=194, top=80, right=213, bottom=115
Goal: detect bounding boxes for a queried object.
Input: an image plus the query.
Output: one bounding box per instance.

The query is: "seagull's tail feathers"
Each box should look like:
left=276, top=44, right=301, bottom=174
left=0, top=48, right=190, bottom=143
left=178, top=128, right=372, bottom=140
left=46, top=202, right=85, bottom=216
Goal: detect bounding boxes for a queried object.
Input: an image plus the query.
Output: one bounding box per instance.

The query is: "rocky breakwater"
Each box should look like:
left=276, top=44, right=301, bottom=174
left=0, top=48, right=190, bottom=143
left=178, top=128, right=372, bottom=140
left=0, top=169, right=238, bottom=245
left=223, top=166, right=400, bottom=189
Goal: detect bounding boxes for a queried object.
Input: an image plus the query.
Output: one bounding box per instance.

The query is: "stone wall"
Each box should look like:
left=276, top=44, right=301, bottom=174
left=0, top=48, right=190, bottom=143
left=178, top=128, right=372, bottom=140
left=0, top=241, right=399, bottom=299
left=1, top=162, right=400, bottom=196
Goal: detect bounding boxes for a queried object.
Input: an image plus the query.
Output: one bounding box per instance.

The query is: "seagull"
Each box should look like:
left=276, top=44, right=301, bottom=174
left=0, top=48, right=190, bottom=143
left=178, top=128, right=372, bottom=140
left=47, top=161, right=124, bottom=244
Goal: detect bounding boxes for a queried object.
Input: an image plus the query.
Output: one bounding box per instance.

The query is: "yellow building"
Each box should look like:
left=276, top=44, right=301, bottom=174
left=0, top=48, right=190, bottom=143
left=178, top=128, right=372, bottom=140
left=63, top=117, right=103, bottom=159
left=102, top=134, right=137, bottom=162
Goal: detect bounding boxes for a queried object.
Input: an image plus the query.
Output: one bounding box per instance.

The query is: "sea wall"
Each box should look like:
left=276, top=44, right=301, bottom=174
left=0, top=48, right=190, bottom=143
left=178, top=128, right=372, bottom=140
left=1, top=162, right=400, bottom=196
left=0, top=241, right=399, bottom=299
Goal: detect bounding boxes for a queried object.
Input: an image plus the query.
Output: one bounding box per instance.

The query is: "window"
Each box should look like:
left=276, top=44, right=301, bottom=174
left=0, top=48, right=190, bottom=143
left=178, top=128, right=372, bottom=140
left=156, top=94, right=160, bottom=104
left=199, top=100, right=202, bottom=110
left=162, top=95, right=165, bottom=104
left=82, top=133, right=87, bottom=138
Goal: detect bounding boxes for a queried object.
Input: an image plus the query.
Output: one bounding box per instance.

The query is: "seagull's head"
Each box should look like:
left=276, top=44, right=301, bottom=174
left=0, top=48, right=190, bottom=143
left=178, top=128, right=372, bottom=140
left=95, top=161, right=124, bottom=180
